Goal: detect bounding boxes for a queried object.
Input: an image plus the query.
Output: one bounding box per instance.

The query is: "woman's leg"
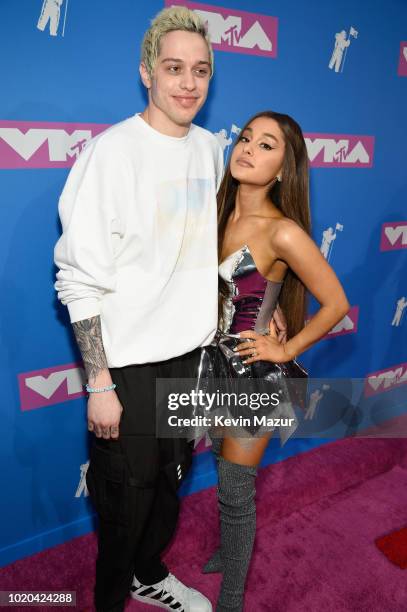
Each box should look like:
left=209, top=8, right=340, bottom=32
left=215, top=433, right=273, bottom=612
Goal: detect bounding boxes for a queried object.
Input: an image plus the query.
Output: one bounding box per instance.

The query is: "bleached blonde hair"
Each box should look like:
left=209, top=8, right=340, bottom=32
left=141, top=6, right=214, bottom=78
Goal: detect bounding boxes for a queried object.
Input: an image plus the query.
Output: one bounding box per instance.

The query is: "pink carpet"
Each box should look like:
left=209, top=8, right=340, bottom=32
left=2, top=437, right=407, bottom=611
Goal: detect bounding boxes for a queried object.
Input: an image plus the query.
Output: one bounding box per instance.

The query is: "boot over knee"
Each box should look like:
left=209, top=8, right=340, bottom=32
left=216, top=456, right=257, bottom=612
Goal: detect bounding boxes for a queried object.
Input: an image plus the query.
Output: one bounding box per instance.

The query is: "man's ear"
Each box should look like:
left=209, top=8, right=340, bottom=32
left=139, top=62, right=152, bottom=89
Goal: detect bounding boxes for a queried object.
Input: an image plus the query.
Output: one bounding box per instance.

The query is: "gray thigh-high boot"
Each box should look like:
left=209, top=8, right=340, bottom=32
left=202, top=436, right=224, bottom=574
left=216, top=456, right=257, bottom=612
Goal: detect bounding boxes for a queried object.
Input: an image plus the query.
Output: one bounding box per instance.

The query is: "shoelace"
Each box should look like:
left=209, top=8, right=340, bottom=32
left=162, top=573, right=189, bottom=607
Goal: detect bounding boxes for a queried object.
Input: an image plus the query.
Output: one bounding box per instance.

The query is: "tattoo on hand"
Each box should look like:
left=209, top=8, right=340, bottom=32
left=72, top=316, right=108, bottom=382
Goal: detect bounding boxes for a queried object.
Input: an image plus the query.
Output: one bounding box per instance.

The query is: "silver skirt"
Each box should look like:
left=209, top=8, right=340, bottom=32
left=189, top=332, right=308, bottom=448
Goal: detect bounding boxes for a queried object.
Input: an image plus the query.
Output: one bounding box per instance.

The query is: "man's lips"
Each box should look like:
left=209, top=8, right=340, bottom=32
left=236, top=157, right=254, bottom=168
left=173, top=96, right=199, bottom=108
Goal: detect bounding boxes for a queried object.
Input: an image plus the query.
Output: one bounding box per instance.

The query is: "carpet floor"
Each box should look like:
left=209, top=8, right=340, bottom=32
left=1, top=438, right=407, bottom=611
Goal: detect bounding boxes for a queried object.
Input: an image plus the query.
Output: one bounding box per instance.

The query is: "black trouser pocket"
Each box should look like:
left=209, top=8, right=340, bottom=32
left=86, top=443, right=136, bottom=528
left=162, top=440, right=193, bottom=492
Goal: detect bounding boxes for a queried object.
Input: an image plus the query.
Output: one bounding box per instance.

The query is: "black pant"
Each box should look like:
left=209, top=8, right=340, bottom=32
left=85, top=348, right=201, bottom=612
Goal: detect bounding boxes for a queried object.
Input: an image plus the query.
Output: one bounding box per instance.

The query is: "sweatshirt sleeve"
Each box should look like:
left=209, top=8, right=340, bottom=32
left=215, top=140, right=224, bottom=192
left=54, top=136, right=127, bottom=323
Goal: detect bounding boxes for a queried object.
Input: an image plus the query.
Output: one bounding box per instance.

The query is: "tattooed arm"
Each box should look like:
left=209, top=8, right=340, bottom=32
left=72, top=315, right=122, bottom=440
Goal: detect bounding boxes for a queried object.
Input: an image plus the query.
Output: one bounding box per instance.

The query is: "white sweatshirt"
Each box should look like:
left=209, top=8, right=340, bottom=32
left=54, top=113, right=224, bottom=367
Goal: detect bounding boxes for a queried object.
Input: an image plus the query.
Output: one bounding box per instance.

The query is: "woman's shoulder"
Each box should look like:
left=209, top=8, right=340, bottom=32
left=267, top=215, right=300, bottom=237
left=263, top=216, right=304, bottom=252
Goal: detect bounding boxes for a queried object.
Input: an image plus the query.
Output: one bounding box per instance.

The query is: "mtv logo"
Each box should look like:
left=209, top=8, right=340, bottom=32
left=398, top=42, right=407, bottom=77
left=327, top=306, right=359, bottom=337
left=19, top=363, right=86, bottom=411
left=0, top=120, right=110, bottom=169
left=166, top=1, right=278, bottom=58
left=304, top=133, right=374, bottom=168
left=380, top=222, right=407, bottom=251
left=365, top=362, right=407, bottom=397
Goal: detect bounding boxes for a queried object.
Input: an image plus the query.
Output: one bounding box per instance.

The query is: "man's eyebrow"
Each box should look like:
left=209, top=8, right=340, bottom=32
left=161, top=58, right=184, bottom=63
left=243, top=127, right=279, bottom=143
left=161, top=58, right=211, bottom=66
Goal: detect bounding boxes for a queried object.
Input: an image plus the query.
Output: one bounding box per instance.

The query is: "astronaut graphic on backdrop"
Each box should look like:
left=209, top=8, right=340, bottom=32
left=304, top=384, right=330, bottom=420
left=75, top=461, right=89, bottom=498
left=391, top=296, right=407, bottom=327
left=329, top=27, right=358, bottom=73
left=37, top=0, right=67, bottom=37
left=320, top=223, right=344, bottom=261
left=214, top=124, right=241, bottom=160
left=214, top=128, right=233, bottom=152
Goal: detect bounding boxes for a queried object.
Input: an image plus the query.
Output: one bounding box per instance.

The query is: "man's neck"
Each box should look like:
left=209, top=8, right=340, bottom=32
left=140, top=106, right=191, bottom=138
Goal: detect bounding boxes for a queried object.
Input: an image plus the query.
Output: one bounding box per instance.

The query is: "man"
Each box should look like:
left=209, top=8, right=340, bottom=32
left=54, top=7, right=221, bottom=611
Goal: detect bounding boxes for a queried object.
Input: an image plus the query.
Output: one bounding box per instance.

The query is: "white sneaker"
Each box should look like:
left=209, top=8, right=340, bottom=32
left=130, top=572, right=212, bottom=611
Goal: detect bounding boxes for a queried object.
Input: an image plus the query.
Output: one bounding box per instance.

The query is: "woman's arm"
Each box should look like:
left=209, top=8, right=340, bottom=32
left=237, top=219, right=350, bottom=363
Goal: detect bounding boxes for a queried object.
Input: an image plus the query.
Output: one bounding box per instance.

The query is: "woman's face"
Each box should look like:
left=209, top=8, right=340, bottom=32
left=230, top=116, right=285, bottom=187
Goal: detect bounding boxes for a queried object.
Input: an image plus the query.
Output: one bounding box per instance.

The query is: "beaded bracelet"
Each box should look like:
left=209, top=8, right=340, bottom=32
left=85, top=383, right=117, bottom=394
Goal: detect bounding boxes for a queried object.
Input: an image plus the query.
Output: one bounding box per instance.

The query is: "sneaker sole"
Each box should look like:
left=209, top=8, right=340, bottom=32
left=130, top=591, right=184, bottom=610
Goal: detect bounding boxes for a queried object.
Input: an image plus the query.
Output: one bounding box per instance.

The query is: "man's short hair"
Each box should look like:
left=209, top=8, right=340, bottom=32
left=141, top=6, right=214, bottom=78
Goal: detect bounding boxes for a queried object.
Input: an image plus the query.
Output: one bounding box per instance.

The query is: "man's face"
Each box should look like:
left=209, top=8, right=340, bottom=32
left=141, top=30, right=211, bottom=128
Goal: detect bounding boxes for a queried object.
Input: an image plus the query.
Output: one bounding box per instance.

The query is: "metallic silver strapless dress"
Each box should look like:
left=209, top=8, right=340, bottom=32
left=190, top=245, right=308, bottom=448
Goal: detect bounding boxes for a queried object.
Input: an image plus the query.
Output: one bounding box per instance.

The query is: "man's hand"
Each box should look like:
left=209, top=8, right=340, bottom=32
left=72, top=315, right=123, bottom=439
left=87, top=391, right=123, bottom=439
left=270, top=303, right=288, bottom=344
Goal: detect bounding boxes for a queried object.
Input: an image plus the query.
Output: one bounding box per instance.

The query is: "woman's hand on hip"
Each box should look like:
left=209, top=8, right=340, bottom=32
left=235, top=327, right=294, bottom=365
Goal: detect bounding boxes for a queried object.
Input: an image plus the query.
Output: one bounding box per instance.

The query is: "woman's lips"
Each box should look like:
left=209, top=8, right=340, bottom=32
left=236, top=158, right=254, bottom=168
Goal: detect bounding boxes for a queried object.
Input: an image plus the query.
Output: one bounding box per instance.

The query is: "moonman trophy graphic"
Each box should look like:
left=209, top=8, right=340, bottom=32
left=329, top=26, right=358, bottom=73
left=391, top=296, right=407, bottom=327
left=320, top=223, right=343, bottom=261
left=304, top=384, right=330, bottom=420
left=37, top=0, right=69, bottom=37
left=214, top=124, right=241, bottom=160
left=75, top=461, right=90, bottom=498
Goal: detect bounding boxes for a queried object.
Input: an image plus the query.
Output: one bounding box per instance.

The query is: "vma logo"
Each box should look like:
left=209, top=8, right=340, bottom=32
left=306, top=306, right=359, bottom=339
left=380, top=222, right=407, bottom=251
left=398, top=42, right=407, bottom=77
left=365, top=362, right=407, bottom=397
left=326, top=305, right=359, bottom=338
left=305, top=134, right=374, bottom=167
left=166, top=1, right=278, bottom=58
left=0, top=120, right=109, bottom=169
left=19, top=363, right=86, bottom=411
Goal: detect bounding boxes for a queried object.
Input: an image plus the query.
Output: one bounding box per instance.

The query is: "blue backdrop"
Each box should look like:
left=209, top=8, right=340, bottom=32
left=0, top=0, right=406, bottom=567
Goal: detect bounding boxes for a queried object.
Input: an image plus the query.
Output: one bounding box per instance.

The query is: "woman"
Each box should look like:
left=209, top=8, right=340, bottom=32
left=203, top=111, right=350, bottom=611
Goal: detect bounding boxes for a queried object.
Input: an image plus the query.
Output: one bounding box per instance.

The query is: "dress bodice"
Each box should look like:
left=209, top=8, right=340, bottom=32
left=218, top=245, right=284, bottom=335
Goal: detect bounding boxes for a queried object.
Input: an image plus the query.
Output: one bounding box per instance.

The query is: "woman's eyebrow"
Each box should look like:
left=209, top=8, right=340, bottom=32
left=244, top=127, right=279, bottom=143
left=263, top=132, right=279, bottom=143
